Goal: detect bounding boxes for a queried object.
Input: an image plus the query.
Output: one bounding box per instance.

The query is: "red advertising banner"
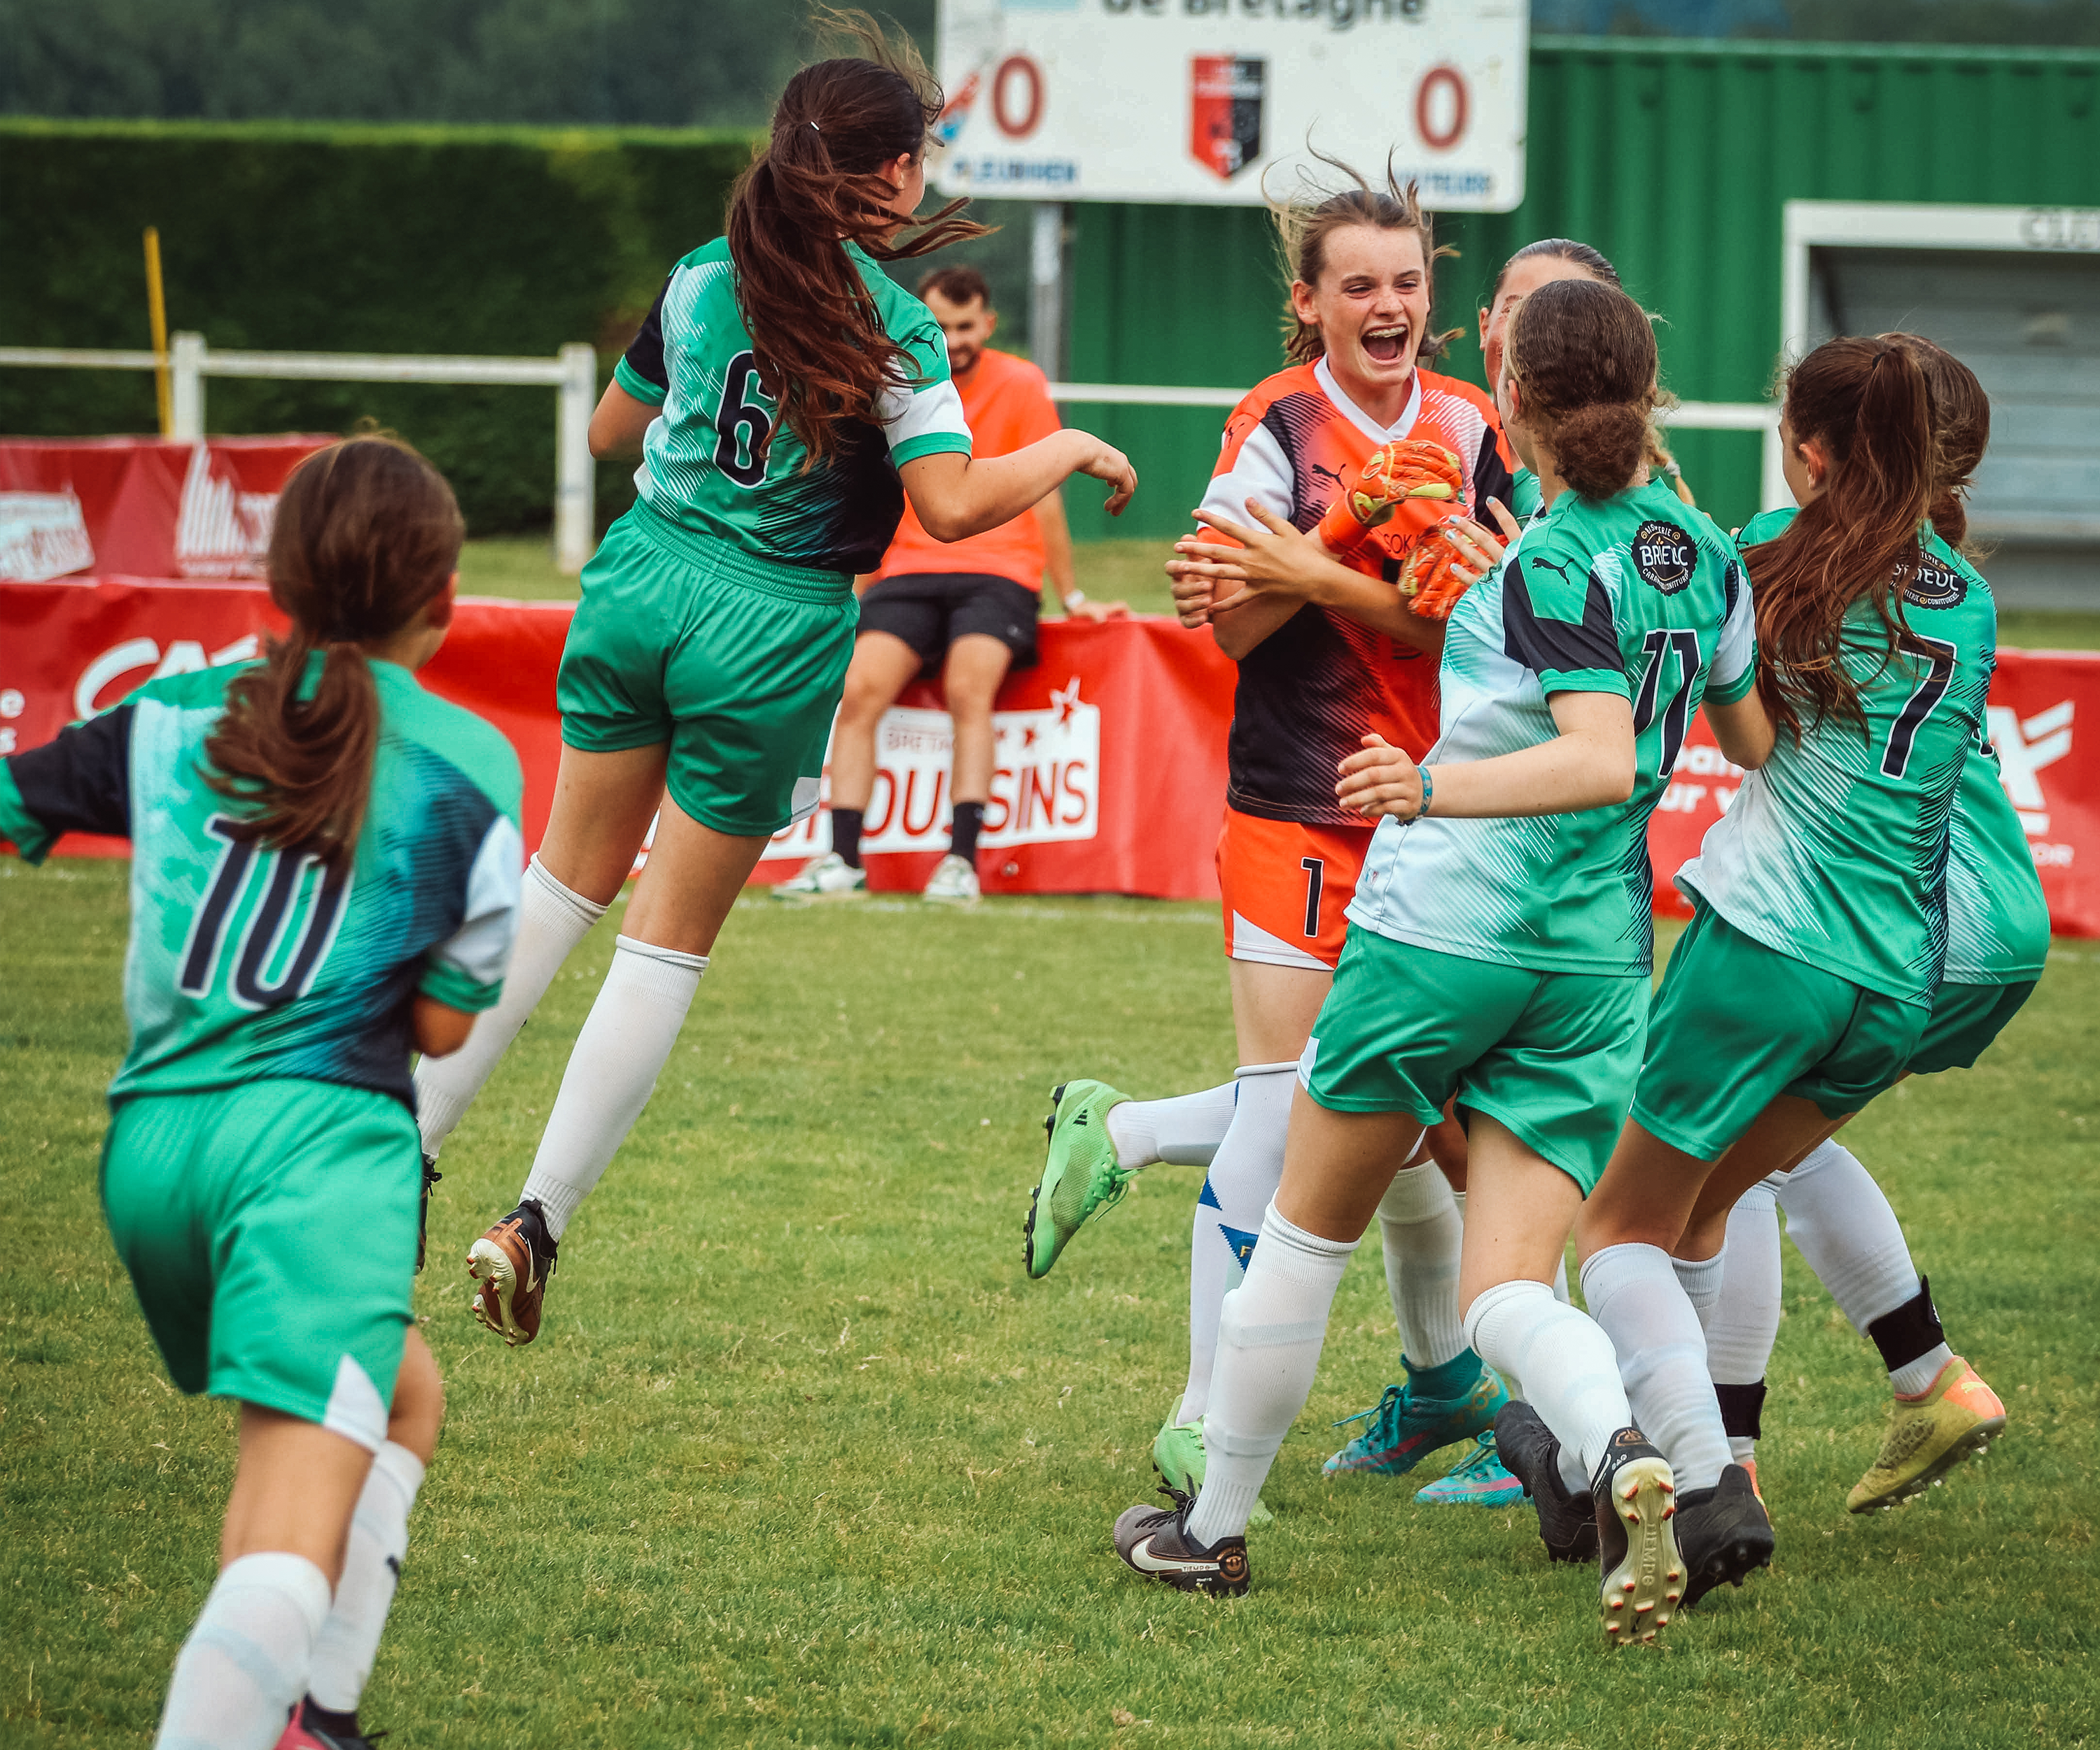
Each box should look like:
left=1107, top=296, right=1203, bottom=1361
left=0, top=437, right=333, bottom=584
left=2, top=574, right=2093, bottom=934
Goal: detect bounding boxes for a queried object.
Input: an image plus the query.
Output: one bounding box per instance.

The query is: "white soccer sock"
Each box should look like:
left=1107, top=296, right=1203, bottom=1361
left=1778, top=1140, right=1952, bottom=1396
left=415, top=857, right=606, bottom=1158
left=518, top=934, right=706, bottom=1242
left=155, top=1551, right=332, bottom=1750
left=1705, top=1184, right=1783, bottom=1464
left=1466, top=1278, right=1632, bottom=1494
left=1581, top=1243, right=1735, bottom=1493
left=1378, top=1157, right=1467, bottom=1371
left=1184, top=1204, right=1355, bottom=1548
left=1175, top=1064, right=1294, bottom=1426
left=1672, top=1250, right=1726, bottom=1320
left=1103, top=1079, right=1240, bottom=1170
left=306, top=1442, right=425, bottom=1715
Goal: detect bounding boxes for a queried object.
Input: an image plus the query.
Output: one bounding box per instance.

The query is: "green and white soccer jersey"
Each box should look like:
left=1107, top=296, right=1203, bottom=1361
left=0, top=657, right=524, bottom=1107
left=1946, top=737, right=2049, bottom=982
left=1349, top=480, right=1756, bottom=976
left=1680, top=511, right=2000, bottom=1007
left=614, top=237, right=973, bottom=575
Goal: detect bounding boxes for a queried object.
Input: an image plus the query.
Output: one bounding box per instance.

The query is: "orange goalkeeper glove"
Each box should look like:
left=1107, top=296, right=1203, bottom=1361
left=1396, top=517, right=1492, bottom=621
left=1314, top=439, right=1466, bottom=556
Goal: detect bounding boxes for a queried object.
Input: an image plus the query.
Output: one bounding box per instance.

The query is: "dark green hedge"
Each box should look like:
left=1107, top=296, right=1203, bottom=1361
left=0, top=120, right=757, bottom=534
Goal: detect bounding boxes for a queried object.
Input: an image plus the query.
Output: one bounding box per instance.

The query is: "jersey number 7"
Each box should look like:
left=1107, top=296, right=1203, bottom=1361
left=177, top=818, right=354, bottom=1010
left=1881, top=636, right=1959, bottom=780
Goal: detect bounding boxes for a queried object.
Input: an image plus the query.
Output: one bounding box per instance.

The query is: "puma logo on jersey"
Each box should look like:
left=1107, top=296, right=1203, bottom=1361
left=1528, top=554, right=1587, bottom=589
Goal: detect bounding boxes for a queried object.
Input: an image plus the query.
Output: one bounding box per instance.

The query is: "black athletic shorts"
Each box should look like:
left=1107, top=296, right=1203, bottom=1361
left=857, top=572, right=1040, bottom=675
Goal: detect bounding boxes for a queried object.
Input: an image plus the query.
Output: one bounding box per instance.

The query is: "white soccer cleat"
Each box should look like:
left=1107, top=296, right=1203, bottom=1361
left=922, top=853, right=981, bottom=905
left=774, top=851, right=867, bottom=902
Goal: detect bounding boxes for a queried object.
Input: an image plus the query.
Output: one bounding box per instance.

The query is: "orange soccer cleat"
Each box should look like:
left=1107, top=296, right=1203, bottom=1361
left=1314, top=439, right=1466, bottom=556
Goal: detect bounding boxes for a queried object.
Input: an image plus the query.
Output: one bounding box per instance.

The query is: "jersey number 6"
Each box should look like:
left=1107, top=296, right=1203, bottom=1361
left=178, top=818, right=354, bottom=1010
left=715, top=351, right=775, bottom=489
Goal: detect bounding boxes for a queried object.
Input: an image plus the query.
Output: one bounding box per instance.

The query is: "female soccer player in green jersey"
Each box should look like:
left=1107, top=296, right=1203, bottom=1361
left=1569, top=335, right=1996, bottom=1611
left=0, top=438, right=524, bottom=1750
left=1111, top=279, right=1771, bottom=1644
left=408, top=18, right=1137, bottom=1345
left=1698, top=337, right=2034, bottom=1516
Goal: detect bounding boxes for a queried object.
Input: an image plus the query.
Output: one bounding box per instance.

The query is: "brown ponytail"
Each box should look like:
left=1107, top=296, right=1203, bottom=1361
left=1745, top=337, right=1935, bottom=742
left=1503, top=278, right=1660, bottom=499
left=727, top=8, right=988, bottom=466
left=1886, top=332, right=1989, bottom=552
left=204, top=435, right=463, bottom=867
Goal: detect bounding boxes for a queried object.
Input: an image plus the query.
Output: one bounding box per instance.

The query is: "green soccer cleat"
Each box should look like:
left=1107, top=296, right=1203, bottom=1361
left=1023, top=1079, right=1135, bottom=1280
left=1154, top=1410, right=1272, bottom=1525
left=1324, top=1365, right=1510, bottom=1476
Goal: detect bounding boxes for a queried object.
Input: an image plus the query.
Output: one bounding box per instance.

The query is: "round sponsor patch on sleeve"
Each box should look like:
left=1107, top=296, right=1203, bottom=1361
left=1632, top=521, right=1696, bottom=594
left=1898, top=552, right=1970, bottom=609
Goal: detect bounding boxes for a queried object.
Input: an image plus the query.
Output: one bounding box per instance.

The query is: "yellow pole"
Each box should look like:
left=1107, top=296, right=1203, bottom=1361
left=143, top=227, right=172, bottom=438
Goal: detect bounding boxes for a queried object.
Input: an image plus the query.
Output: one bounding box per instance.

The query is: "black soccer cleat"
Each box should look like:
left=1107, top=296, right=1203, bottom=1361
left=1672, top=1462, right=1776, bottom=1609
left=416, top=1154, right=442, bottom=1273
left=1112, top=1486, right=1250, bottom=1596
left=1494, top=1401, right=1600, bottom=1564
left=1591, top=1427, right=1684, bottom=1646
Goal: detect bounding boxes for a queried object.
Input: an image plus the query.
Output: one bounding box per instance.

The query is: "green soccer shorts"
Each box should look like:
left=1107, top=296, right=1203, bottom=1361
left=1300, top=927, right=1650, bottom=1194
left=1906, top=978, right=2037, bottom=1079
left=1632, top=904, right=1931, bottom=1162
left=100, top=1079, right=421, bottom=1450
left=557, top=502, right=860, bottom=839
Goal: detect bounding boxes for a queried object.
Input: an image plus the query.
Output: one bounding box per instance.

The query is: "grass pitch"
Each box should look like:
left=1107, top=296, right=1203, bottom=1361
left=3, top=862, right=2096, bottom=1748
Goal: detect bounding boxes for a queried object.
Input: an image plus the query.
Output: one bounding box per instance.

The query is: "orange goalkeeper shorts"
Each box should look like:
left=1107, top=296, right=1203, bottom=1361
left=1215, top=808, right=1374, bottom=972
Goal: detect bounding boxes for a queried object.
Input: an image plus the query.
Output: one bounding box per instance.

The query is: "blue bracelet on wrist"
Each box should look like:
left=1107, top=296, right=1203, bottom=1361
left=1417, top=767, right=1434, bottom=819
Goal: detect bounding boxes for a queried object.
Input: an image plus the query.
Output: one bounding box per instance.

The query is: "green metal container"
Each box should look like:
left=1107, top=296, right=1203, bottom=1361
left=1064, top=36, right=2100, bottom=543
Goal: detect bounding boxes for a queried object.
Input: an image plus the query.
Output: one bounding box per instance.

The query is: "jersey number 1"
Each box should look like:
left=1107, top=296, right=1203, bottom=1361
left=178, top=818, right=352, bottom=1010
left=715, top=351, right=774, bottom=489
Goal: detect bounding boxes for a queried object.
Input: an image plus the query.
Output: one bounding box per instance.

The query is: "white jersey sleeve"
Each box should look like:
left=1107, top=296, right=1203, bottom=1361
left=1197, top=421, right=1296, bottom=531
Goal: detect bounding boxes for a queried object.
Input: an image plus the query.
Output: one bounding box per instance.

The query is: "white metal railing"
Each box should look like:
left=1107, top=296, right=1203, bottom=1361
left=0, top=340, right=1778, bottom=570
left=0, top=334, right=598, bottom=573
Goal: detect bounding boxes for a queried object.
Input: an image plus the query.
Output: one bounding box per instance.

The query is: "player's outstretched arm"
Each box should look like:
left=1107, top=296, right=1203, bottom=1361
left=1180, top=500, right=1451, bottom=657
left=902, top=431, right=1135, bottom=543
left=1705, top=689, right=1775, bottom=771
left=414, top=995, right=477, bottom=1059
left=588, top=381, right=657, bottom=460
left=1336, top=693, right=1637, bottom=825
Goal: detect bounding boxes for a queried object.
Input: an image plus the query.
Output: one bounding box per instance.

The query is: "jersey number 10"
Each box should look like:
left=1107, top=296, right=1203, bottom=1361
left=177, top=818, right=353, bottom=1011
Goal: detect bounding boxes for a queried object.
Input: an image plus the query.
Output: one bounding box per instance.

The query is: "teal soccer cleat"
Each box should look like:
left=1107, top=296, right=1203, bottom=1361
left=1324, top=1365, right=1510, bottom=1476
left=1415, top=1432, right=1526, bottom=1506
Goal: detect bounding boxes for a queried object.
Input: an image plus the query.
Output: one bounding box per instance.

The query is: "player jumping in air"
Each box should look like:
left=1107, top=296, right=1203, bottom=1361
left=407, top=13, right=1136, bottom=1347
left=1023, top=163, right=1518, bottom=1514
left=1111, top=278, right=1771, bottom=1647
left=1550, top=335, right=1995, bottom=1614
left=1, top=437, right=523, bottom=1750
left=1695, top=335, right=2031, bottom=1513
